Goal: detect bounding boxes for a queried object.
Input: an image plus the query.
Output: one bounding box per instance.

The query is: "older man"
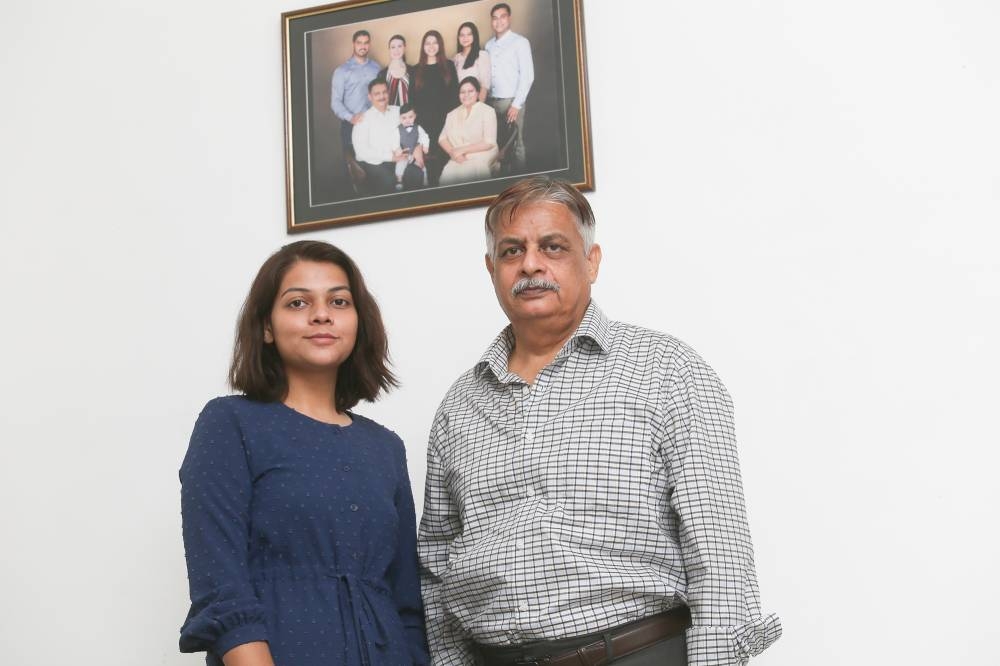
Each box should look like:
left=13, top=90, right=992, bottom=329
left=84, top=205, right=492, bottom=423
left=419, top=177, right=781, bottom=666
left=352, top=79, right=424, bottom=193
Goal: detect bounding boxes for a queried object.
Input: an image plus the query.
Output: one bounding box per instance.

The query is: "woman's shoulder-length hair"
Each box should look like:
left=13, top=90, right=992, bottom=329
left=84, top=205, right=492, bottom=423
left=229, top=240, right=397, bottom=412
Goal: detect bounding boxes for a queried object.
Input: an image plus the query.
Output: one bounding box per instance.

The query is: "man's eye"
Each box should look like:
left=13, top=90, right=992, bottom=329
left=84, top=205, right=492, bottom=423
left=544, top=244, right=565, bottom=253
left=502, top=247, right=522, bottom=257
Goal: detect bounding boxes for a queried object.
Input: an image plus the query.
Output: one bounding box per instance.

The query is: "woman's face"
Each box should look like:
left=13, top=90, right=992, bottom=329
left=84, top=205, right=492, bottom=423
left=389, top=38, right=405, bottom=61
left=458, top=26, right=474, bottom=50
left=423, top=35, right=439, bottom=59
left=459, top=82, right=478, bottom=107
left=266, top=260, right=358, bottom=380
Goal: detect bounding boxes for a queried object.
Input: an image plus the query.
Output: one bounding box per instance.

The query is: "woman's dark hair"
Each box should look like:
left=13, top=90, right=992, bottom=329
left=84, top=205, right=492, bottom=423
left=229, top=240, right=397, bottom=411
left=459, top=75, right=482, bottom=95
left=414, top=30, right=452, bottom=90
left=456, top=22, right=481, bottom=70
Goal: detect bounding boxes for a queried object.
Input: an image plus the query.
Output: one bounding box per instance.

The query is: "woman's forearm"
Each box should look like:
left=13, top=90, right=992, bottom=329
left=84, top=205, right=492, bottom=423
left=460, top=140, right=495, bottom=155
left=222, top=641, right=275, bottom=666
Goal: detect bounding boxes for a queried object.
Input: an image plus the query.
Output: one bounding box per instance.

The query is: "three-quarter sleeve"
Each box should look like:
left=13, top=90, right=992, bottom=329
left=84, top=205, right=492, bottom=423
left=179, top=398, right=268, bottom=657
left=657, top=350, right=781, bottom=666
left=387, top=440, right=430, bottom=665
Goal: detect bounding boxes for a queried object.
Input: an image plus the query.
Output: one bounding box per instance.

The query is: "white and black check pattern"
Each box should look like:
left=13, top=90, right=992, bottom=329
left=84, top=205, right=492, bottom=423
left=418, top=302, right=781, bottom=666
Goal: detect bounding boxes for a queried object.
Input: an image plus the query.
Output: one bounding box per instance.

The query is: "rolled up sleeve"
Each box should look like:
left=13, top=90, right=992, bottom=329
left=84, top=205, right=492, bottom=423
left=179, top=398, right=268, bottom=657
left=658, top=352, right=782, bottom=665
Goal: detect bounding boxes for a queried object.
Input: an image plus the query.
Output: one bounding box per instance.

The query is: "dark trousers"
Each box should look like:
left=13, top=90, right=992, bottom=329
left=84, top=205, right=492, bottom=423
left=359, top=161, right=423, bottom=194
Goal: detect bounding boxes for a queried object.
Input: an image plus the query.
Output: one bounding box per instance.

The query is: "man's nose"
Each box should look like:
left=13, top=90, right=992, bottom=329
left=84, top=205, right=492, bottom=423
left=520, top=246, right=545, bottom=273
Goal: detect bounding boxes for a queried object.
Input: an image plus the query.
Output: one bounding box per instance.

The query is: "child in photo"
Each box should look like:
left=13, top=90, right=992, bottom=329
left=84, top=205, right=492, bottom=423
left=395, top=103, right=429, bottom=190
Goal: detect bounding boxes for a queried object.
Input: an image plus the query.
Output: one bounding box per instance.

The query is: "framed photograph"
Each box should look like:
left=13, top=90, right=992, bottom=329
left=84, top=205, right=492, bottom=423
left=282, top=0, right=593, bottom=232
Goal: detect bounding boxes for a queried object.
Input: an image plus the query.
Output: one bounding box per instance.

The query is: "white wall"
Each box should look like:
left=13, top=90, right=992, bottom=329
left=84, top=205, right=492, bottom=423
left=1, top=1, right=997, bottom=664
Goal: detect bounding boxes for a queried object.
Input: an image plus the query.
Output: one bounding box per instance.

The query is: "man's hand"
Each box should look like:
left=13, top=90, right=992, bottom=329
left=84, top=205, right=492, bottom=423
left=506, top=106, right=520, bottom=124
left=351, top=113, right=365, bottom=125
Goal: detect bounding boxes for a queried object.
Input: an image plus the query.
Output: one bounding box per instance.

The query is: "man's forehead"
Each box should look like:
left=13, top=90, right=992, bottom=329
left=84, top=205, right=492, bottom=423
left=497, top=203, right=580, bottom=237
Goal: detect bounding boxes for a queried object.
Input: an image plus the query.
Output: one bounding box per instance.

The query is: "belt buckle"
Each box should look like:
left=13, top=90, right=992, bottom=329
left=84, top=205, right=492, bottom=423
left=513, top=657, right=551, bottom=665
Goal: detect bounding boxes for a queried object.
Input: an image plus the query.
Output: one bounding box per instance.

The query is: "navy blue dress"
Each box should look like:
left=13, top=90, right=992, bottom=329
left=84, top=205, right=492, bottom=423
left=179, top=397, right=428, bottom=665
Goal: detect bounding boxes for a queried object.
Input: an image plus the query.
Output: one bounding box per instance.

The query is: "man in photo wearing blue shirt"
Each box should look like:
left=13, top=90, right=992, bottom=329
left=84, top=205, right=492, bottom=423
left=484, top=3, right=534, bottom=174
left=331, top=30, right=381, bottom=168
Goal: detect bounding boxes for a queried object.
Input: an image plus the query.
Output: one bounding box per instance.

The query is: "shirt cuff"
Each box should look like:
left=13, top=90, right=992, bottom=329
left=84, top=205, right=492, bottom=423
left=685, top=613, right=782, bottom=666
left=213, top=623, right=269, bottom=659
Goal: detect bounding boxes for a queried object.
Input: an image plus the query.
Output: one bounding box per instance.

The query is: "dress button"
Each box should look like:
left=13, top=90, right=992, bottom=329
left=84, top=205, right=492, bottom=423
left=349, top=503, right=359, bottom=512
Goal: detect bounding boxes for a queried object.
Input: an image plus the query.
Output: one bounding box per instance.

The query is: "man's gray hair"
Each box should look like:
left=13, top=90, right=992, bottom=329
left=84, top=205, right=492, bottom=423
left=484, top=176, right=596, bottom=257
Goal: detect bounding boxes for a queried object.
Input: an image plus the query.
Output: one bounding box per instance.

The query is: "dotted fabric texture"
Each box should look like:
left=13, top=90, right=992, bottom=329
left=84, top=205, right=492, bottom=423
left=418, top=302, right=781, bottom=666
left=180, top=397, right=428, bottom=666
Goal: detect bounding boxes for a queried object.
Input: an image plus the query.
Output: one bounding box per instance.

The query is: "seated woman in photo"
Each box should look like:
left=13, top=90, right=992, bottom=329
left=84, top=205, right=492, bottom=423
left=451, top=21, right=490, bottom=102
left=438, top=76, right=498, bottom=186
left=179, top=241, right=428, bottom=666
left=378, top=34, right=413, bottom=106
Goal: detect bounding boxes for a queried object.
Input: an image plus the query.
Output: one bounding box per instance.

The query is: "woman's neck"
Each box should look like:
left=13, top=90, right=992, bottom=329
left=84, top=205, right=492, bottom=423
left=283, top=371, right=347, bottom=425
left=426, top=56, right=437, bottom=65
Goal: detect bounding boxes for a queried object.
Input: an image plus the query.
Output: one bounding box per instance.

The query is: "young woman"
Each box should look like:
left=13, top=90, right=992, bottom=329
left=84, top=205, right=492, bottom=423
left=410, top=29, right=458, bottom=184
left=452, top=21, right=490, bottom=102
left=377, top=34, right=413, bottom=106
left=438, top=76, right=498, bottom=186
left=179, top=241, right=428, bottom=666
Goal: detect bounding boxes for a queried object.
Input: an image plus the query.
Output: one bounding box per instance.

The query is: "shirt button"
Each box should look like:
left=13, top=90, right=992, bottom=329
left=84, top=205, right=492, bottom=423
left=515, top=539, right=525, bottom=549
left=349, top=503, right=359, bottom=512
left=518, top=601, right=529, bottom=612
left=524, top=431, right=534, bottom=443
left=525, top=487, right=536, bottom=498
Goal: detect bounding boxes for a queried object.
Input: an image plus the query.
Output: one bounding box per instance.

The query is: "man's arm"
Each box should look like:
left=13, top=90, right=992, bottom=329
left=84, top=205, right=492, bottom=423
left=657, top=349, right=781, bottom=666
left=330, top=66, right=353, bottom=121
left=511, top=37, right=534, bottom=112
left=418, top=416, right=478, bottom=665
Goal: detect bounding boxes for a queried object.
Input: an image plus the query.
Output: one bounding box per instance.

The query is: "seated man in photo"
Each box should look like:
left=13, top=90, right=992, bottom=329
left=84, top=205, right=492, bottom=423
left=352, top=79, right=425, bottom=194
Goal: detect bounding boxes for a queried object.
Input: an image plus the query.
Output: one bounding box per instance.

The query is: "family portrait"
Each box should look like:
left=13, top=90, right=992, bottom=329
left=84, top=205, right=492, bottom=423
left=283, top=0, right=593, bottom=230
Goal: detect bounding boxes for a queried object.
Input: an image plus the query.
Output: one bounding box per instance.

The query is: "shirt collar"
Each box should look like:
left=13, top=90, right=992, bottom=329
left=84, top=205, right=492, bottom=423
left=474, top=300, right=611, bottom=382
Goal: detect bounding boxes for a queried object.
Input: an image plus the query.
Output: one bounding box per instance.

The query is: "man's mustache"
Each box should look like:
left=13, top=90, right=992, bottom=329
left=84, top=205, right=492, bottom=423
left=511, top=277, right=560, bottom=296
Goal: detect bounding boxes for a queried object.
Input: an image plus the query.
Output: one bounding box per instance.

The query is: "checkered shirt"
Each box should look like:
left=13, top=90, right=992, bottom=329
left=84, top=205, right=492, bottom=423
left=418, top=302, right=781, bottom=665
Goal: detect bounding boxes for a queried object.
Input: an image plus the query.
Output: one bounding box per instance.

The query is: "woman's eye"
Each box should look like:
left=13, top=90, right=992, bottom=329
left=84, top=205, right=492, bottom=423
left=332, top=298, right=352, bottom=307
left=288, top=298, right=307, bottom=308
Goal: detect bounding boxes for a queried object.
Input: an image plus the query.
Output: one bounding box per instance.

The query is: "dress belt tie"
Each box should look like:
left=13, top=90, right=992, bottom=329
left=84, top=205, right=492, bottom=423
left=327, top=572, right=390, bottom=666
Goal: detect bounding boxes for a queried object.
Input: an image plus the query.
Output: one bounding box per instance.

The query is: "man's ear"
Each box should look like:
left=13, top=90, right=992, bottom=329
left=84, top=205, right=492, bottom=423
left=485, top=253, right=495, bottom=278
left=586, top=243, right=602, bottom=283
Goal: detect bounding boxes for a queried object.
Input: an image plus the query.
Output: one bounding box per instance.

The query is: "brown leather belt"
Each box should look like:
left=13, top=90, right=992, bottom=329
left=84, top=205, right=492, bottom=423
left=476, top=606, right=692, bottom=666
